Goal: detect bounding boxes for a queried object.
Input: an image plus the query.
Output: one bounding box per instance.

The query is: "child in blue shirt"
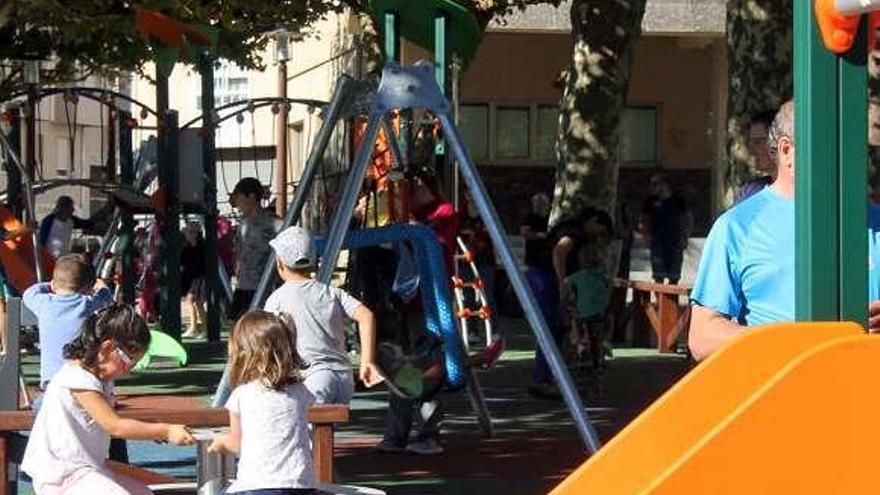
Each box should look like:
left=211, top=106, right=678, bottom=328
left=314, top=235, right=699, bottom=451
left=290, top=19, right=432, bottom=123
left=24, top=254, right=113, bottom=389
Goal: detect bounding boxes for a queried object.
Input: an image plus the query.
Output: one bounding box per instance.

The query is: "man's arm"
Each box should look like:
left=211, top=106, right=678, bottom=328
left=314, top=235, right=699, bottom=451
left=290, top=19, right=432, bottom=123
left=37, top=217, right=53, bottom=247
left=552, top=236, right=574, bottom=290
left=868, top=301, right=880, bottom=333
left=688, top=305, right=746, bottom=361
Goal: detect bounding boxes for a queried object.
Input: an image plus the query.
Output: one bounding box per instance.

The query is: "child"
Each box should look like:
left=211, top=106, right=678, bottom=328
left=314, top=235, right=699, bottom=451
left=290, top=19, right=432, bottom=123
left=230, top=177, right=281, bottom=320
left=24, top=253, right=113, bottom=390
left=21, top=304, right=195, bottom=494
left=264, top=226, right=383, bottom=404
left=562, top=245, right=613, bottom=373
left=181, top=223, right=207, bottom=338
left=208, top=311, right=315, bottom=494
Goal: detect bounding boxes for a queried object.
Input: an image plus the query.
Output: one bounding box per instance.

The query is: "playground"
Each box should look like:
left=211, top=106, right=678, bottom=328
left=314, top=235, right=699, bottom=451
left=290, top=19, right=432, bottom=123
left=5, top=0, right=880, bottom=493
left=13, top=318, right=689, bottom=494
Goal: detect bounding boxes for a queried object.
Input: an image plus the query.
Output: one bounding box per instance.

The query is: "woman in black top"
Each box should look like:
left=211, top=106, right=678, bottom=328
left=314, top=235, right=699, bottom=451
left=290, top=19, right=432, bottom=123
left=527, top=204, right=612, bottom=398
left=181, top=224, right=207, bottom=338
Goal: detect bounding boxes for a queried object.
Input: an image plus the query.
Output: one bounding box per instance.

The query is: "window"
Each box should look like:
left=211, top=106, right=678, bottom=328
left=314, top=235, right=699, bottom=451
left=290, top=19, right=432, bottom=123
left=496, top=106, right=529, bottom=158
left=228, top=77, right=248, bottom=93
left=537, top=105, right=559, bottom=161
left=459, top=104, right=489, bottom=160
left=620, top=106, right=658, bottom=164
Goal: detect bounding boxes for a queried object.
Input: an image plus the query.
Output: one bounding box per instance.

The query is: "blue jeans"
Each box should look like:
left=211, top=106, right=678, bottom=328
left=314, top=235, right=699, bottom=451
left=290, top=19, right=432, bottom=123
left=526, top=266, right=564, bottom=385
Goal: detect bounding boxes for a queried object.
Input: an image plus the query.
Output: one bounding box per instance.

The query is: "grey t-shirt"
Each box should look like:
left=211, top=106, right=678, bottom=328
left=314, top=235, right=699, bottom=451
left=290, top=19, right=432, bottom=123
left=235, top=210, right=282, bottom=291
left=264, top=280, right=362, bottom=375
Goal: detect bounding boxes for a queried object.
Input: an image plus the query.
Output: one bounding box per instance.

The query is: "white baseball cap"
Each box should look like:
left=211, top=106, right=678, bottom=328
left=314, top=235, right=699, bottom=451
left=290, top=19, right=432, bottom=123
left=269, top=226, right=316, bottom=269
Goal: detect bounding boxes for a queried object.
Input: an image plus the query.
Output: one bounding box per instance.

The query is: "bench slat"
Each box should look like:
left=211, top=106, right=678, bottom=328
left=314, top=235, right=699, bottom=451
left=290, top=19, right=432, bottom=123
left=0, top=404, right=348, bottom=431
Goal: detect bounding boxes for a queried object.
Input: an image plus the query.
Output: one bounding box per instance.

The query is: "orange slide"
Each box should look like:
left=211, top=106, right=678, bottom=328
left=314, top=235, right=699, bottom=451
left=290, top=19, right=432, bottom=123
left=552, top=321, right=880, bottom=494
left=0, top=206, right=53, bottom=293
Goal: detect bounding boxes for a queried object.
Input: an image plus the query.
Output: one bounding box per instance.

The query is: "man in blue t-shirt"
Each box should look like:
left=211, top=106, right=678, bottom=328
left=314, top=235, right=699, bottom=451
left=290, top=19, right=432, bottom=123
left=690, top=100, right=880, bottom=360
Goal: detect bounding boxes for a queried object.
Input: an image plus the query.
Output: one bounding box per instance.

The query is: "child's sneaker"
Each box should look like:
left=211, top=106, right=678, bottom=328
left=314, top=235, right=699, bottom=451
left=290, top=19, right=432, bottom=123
left=406, top=438, right=444, bottom=455
left=480, top=336, right=505, bottom=368
left=375, top=438, right=406, bottom=454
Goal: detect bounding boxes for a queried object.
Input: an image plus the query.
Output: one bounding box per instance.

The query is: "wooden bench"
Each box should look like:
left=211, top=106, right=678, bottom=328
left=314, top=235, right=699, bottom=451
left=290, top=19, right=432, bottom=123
left=0, top=404, right=349, bottom=495
left=613, top=279, right=693, bottom=353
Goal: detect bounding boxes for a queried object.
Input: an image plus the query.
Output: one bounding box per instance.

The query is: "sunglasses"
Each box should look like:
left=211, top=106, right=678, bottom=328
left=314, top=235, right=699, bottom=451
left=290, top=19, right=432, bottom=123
left=114, top=345, right=134, bottom=370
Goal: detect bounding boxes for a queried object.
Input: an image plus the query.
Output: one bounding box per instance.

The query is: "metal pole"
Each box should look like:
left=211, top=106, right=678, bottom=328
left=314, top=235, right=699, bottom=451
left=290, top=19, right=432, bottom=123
left=316, top=113, right=382, bottom=284
left=200, top=53, right=222, bottom=342
left=214, top=76, right=353, bottom=406
left=25, top=85, right=37, bottom=182
left=4, top=109, right=23, bottom=218
left=106, top=107, right=117, bottom=183
left=438, top=111, right=601, bottom=453
left=118, top=111, right=136, bottom=304
left=381, top=117, right=404, bottom=168
left=246, top=76, right=354, bottom=312
left=276, top=60, right=289, bottom=217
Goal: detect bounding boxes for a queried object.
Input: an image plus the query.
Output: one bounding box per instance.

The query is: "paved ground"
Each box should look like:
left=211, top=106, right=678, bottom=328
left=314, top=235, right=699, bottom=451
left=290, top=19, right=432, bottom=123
left=15, top=317, right=691, bottom=494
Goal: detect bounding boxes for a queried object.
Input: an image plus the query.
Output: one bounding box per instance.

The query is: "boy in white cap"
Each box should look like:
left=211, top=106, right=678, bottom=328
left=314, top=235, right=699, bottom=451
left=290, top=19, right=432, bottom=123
left=265, top=226, right=383, bottom=404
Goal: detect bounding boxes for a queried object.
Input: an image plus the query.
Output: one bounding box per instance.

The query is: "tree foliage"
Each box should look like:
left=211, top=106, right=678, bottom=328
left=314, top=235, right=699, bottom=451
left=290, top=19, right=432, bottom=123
left=724, top=0, right=792, bottom=205
left=0, top=0, right=348, bottom=100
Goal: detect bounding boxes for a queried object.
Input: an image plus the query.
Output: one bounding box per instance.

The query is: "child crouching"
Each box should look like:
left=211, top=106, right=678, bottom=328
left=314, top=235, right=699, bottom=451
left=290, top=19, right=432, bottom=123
left=22, top=305, right=195, bottom=494
left=209, top=311, right=315, bottom=494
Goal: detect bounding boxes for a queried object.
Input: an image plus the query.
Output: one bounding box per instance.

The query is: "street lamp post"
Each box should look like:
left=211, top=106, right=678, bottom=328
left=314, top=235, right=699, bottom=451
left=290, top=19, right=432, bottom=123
left=23, top=59, right=39, bottom=183
left=274, top=30, right=291, bottom=218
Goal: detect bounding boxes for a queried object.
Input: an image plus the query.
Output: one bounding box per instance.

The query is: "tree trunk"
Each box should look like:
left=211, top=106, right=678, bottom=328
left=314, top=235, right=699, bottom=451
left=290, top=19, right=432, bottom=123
left=550, top=0, right=647, bottom=227
left=725, top=0, right=792, bottom=204
left=869, top=48, right=880, bottom=194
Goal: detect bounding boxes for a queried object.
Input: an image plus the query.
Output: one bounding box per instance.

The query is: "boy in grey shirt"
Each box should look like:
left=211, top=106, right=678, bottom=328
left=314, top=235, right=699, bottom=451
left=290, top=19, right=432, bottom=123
left=264, top=226, right=383, bottom=404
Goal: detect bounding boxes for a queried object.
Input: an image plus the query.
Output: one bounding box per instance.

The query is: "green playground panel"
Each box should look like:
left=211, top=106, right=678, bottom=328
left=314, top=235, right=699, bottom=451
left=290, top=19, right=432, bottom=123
left=794, top=4, right=868, bottom=324
left=133, top=329, right=189, bottom=371
left=368, top=0, right=482, bottom=62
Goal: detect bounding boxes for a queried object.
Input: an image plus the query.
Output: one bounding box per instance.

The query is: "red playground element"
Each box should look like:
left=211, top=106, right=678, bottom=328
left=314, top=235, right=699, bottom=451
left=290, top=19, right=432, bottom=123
left=135, top=8, right=213, bottom=48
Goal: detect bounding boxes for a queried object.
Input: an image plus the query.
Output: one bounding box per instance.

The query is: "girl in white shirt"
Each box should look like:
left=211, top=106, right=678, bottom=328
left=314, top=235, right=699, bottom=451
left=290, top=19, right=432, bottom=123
left=209, top=311, right=316, bottom=494
left=22, top=305, right=196, bottom=494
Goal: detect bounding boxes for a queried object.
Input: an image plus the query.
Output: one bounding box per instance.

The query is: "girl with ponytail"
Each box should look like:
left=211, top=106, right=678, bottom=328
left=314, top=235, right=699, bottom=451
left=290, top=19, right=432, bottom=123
left=22, top=304, right=195, bottom=494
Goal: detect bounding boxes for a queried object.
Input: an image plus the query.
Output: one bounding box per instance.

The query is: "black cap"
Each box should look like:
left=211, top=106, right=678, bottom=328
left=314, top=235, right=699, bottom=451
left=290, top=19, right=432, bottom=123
left=231, top=177, right=263, bottom=197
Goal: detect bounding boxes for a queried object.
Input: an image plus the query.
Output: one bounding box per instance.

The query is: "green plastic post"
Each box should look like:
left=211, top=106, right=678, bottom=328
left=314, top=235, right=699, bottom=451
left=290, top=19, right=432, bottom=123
left=118, top=110, right=136, bottom=304
left=434, top=13, right=447, bottom=158
left=385, top=11, right=411, bottom=167
left=385, top=12, right=400, bottom=62
left=200, top=53, right=222, bottom=342
left=838, top=18, right=868, bottom=325
left=794, top=0, right=840, bottom=321
left=158, top=110, right=182, bottom=339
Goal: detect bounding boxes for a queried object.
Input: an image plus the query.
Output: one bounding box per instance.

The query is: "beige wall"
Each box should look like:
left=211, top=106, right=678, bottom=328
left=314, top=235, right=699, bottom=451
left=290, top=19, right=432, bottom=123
left=461, top=32, right=571, bottom=103
left=455, top=31, right=720, bottom=170
left=628, top=36, right=717, bottom=169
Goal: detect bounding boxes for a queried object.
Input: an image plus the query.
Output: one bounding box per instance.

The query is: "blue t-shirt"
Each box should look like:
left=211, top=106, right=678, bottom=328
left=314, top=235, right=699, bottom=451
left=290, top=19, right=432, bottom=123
left=868, top=204, right=880, bottom=301
left=23, top=282, right=113, bottom=387
left=692, top=188, right=880, bottom=325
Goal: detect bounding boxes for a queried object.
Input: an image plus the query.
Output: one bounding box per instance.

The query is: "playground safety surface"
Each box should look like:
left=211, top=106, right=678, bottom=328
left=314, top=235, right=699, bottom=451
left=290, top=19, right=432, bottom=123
left=18, top=317, right=690, bottom=494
